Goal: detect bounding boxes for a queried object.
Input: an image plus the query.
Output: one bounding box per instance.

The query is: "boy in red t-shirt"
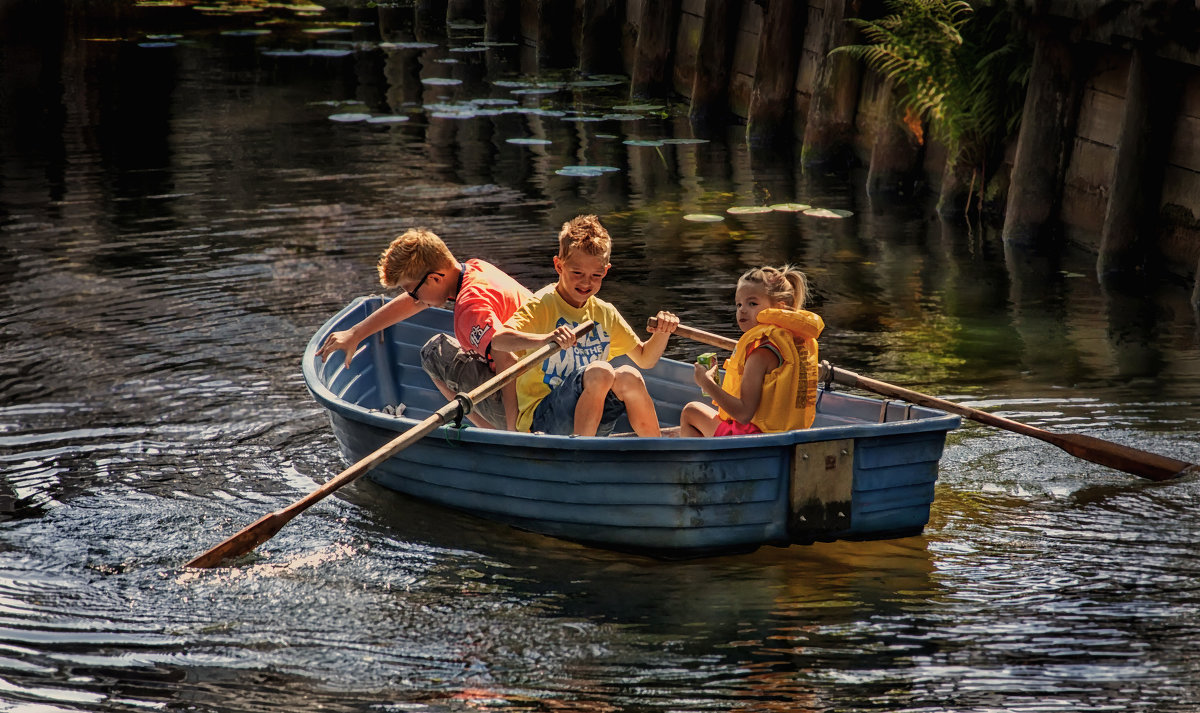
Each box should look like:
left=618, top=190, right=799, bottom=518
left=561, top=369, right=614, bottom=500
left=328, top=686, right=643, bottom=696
left=317, top=228, right=532, bottom=430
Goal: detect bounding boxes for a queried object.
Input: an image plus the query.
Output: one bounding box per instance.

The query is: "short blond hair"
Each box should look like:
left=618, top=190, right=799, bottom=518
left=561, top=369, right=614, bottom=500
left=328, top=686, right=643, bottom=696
left=376, top=228, right=456, bottom=288
left=557, top=215, right=612, bottom=262
left=738, top=264, right=809, bottom=310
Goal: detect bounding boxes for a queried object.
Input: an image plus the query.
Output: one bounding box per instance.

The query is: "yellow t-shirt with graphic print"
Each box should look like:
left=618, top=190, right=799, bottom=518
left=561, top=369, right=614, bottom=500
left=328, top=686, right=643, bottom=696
left=504, top=284, right=639, bottom=433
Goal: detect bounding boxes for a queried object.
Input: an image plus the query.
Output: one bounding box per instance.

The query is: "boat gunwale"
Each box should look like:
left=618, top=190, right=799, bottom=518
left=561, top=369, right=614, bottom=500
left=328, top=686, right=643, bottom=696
left=301, top=296, right=963, bottom=453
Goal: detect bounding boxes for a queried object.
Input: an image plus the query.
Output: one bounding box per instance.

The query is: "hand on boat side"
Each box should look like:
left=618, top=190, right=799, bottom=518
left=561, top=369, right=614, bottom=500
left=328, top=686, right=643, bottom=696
left=318, top=329, right=362, bottom=368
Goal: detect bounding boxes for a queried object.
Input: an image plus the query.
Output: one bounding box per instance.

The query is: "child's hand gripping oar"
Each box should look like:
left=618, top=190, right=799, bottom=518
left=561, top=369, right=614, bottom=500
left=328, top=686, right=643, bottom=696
left=186, top=321, right=596, bottom=568
left=649, top=316, right=1198, bottom=482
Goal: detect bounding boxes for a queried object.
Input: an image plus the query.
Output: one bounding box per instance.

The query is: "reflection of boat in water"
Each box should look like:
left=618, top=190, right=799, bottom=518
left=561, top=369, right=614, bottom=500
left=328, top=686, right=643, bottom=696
left=303, top=297, right=961, bottom=558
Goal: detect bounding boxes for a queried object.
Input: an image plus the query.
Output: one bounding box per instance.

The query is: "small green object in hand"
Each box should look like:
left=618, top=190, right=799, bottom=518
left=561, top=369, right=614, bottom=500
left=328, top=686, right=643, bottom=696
left=696, top=353, right=718, bottom=398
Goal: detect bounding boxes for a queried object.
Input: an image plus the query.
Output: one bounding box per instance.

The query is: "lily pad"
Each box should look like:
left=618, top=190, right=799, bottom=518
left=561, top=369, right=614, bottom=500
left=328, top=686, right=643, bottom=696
left=726, top=206, right=774, bottom=215
left=303, top=48, right=351, bottom=57
left=802, top=208, right=854, bottom=218
left=613, top=104, right=664, bottom=111
left=660, top=138, right=709, bottom=145
left=770, top=203, right=811, bottom=212
left=511, top=87, right=559, bottom=95
left=329, top=113, right=371, bottom=122
left=421, top=77, right=463, bottom=86
left=506, top=138, right=552, bottom=145
left=570, top=79, right=624, bottom=88
left=366, top=115, right=410, bottom=124
left=556, top=165, right=620, bottom=177
left=623, top=139, right=664, bottom=147
left=221, top=29, right=271, bottom=36
left=472, top=98, right=518, bottom=106
left=381, top=41, right=439, bottom=50
left=601, top=113, right=642, bottom=121
left=683, top=214, right=725, bottom=222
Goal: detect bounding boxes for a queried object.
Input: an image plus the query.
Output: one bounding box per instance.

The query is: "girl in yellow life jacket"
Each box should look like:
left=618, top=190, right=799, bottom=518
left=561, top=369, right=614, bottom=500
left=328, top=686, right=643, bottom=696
left=680, top=265, right=824, bottom=437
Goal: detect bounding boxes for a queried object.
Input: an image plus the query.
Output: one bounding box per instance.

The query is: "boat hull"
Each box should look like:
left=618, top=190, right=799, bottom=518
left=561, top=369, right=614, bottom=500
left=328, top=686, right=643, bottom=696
left=304, top=297, right=961, bottom=557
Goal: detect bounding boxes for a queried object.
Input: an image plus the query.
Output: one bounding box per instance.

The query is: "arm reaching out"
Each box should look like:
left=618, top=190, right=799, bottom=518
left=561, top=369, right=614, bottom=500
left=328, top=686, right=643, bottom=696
left=317, top=293, right=426, bottom=368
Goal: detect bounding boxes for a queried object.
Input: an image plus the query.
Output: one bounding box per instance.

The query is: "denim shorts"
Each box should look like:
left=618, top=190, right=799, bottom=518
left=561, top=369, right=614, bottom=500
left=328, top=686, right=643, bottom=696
left=530, top=368, right=626, bottom=436
left=420, top=333, right=506, bottom=428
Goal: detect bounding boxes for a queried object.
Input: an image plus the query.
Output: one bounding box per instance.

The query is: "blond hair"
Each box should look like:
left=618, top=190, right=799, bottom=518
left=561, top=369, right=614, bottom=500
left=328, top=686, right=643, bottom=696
left=557, top=214, right=612, bottom=262
left=376, top=228, right=456, bottom=288
left=738, top=264, right=809, bottom=310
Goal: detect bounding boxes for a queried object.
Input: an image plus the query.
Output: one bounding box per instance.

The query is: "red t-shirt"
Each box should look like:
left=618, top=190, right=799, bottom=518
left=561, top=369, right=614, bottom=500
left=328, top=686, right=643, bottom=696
left=452, top=258, right=533, bottom=363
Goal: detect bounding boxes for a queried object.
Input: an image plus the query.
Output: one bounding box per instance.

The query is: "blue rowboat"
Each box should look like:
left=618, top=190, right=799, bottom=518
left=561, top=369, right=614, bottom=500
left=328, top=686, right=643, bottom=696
left=302, top=297, right=961, bottom=558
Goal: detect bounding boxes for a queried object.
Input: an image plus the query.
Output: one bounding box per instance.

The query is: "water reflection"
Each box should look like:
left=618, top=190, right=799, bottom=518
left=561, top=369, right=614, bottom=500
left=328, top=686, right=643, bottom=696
left=1, top=1, right=1198, bottom=711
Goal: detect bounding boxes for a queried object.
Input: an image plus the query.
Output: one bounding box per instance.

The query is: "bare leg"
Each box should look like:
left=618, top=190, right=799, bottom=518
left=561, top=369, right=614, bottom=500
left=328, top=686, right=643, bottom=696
left=680, top=401, right=720, bottom=437
left=574, top=362, right=616, bottom=436
left=611, top=366, right=661, bottom=437
left=431, top=377, right=494, bottom=430
left=492, top=349, right=520, bottom=431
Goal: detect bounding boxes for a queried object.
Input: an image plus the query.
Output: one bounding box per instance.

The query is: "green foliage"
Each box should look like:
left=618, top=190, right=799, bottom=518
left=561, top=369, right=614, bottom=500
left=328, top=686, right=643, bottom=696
left=837, top=0, right=1030, bottom=172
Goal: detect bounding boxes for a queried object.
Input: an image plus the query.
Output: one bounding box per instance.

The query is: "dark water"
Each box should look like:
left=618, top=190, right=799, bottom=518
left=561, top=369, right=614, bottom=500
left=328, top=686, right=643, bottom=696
left=2, top=3, right=1199, bottom=711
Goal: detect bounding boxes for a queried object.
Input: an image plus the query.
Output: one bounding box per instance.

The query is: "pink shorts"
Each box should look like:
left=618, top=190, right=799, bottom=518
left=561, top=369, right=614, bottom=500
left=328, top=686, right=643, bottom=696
left=714, top=419, right=763, bottom=437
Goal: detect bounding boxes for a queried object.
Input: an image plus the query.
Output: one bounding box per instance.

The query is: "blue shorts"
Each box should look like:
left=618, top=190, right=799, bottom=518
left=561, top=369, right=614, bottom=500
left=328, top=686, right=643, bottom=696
left=530, top=369, right=626, bottom=436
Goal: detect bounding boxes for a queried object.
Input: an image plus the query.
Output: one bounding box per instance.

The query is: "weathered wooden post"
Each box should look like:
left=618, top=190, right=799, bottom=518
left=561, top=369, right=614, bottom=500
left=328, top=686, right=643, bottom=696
left=1002, top=26, right=1083, bottom=246
left=415, top=0, right=449, bottom=40
left=484, top=0, right=518, bottom=42
left=688, top=0, right=741, bottom=127
left=1097, top=45, right=1181, bottom=279
left=577, top=0, right=622, bottom=74
left=800, top=0, right=862, bottom=168
left=747, top=0, right=805, bottom=147
left=630, top=0, right=681, bottom=98
left=866, top=80, right=925, bottom=202
left=519, top=0, right=574, bottom=68
left=447, top=0, right=483, bottom=22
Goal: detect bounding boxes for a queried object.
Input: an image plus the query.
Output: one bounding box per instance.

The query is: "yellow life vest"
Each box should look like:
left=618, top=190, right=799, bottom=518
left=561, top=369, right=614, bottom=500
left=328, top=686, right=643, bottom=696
left=717, top=308, right=824, bottom=432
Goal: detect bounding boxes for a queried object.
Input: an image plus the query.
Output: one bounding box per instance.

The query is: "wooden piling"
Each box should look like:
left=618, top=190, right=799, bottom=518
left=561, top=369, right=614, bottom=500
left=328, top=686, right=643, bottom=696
left=800, top=0, right=862, bottom=168
left=1098, top=45, right=1181, bottom=278
left=577, top=0, right=623, bottom=75
left=1002, top=29, right=1082, bottom=246
left=484, top=0, right=518, bottom=42
left=447, top=0, right=482, bottom=22
left=747, top=0, right=805, bottom=147
left=865, top=81, right=925, bottom=203
left=415, top=0, right=449, bottom=39
left=688, top=0, right=740, bottom=128
left=630, top=0, right=680, bottom=98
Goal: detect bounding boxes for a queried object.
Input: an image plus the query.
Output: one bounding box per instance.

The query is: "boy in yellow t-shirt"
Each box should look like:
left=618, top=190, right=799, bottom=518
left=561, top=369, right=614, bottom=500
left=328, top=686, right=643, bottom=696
left=492, top=215, right=679, bottom=437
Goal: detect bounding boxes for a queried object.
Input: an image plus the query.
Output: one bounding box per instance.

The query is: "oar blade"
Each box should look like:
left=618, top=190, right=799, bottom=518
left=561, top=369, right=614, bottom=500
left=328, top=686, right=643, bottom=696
left=1054, top=432, right=1199, bottom=482
left=185, top=510, right=290, bottom=569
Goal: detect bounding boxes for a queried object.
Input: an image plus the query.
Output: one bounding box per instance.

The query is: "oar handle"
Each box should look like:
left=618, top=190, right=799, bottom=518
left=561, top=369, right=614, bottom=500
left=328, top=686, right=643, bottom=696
left=186, top=321, right=596, bottom=568
left=648, top=316, right=737, bottom=351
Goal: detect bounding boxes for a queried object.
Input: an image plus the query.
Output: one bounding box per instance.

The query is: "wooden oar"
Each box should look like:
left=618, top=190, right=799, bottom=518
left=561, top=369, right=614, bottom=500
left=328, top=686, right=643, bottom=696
left=187, top=321, right=596, bottom=568
left=650, top=317, right=1198, bottom=482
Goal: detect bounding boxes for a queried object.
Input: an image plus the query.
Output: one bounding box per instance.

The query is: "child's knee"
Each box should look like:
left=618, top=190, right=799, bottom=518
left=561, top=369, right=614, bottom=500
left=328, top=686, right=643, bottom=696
left=581, top=361, right=616, bottom=391
left=611, top=365, right=647, bottom=396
